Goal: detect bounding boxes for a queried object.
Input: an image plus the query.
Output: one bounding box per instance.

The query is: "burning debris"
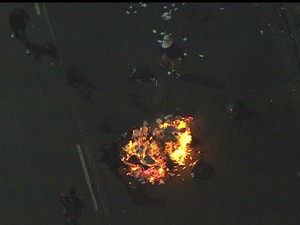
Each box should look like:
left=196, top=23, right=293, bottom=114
left=120, top=115, right=198, bottom=185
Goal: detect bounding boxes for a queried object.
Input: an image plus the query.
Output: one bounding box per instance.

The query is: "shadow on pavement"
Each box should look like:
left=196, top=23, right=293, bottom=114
left=128, top=93, right=160, bottom=116
left=99, top=117, right=137, bottom=134
left=129, top=188, right=166, bottom=206
left=128, top=66, right=157, bottom=84
left=181, top=72, right=225, bottom=91
left=64, top=65, right=98, bottom=105
left=28, top=41, right=58, bottom=63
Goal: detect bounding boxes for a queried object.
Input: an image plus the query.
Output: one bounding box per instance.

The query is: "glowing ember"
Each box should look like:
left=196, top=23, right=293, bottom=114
left=120, top=115, right=195, bottom=185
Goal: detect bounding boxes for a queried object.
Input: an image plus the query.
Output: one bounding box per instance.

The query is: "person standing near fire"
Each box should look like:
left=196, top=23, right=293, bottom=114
left=8, top=8, right=31, bottom=55
left=158, top=34, right=185, bottom=78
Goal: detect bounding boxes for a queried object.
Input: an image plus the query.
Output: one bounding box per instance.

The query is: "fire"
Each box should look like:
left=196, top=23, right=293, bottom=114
left=120, top=115, right=194, bottom=185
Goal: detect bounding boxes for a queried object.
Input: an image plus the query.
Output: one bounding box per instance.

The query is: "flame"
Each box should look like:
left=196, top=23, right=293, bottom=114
left=120, top=115, right=194, bottom=185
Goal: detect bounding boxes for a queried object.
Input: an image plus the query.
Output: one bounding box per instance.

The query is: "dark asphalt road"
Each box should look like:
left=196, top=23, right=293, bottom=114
left=1, top=2, right=300, bottom=225
left=0, top=3, right=102, bottom=225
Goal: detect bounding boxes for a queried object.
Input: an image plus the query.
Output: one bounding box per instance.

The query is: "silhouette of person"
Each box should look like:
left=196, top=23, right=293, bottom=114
left=159, top=35, right=184, bottom=78
left=60, top=188, right=84, bottom=224
left=9, top=8, right=31, bottom=55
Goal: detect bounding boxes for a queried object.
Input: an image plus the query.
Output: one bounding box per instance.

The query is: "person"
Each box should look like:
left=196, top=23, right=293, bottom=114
left=159, top=35, right=184, bottom=78
left=59, top=188, right=84, bottom=224
left=9, top=8, right=31, bottom=55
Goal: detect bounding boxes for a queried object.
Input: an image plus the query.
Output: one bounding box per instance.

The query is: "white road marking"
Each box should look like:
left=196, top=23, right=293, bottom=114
left=42, top=4, right=111, bottom=222
left=82, top=144, right=111, bottom=214
left=76, top=144, right=99, bottom=211
left=34, top=3, right=41, bottom=15
left=41, top=3, right=57, bottom=46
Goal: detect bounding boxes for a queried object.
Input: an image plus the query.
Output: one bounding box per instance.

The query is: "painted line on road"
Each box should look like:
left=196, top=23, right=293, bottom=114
left=41, top=3, right=57, bottom=46
left=42, top=5, right=112, bottom=224
left=76, top=144, right=99, bottom=212
left=82, top=144, right=111, bottom=214
left=34, top=3, right=41, bottom=15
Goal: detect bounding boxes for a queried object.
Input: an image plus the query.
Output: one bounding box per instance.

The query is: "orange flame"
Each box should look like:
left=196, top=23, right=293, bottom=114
left=121, top=116, right=194, bottom=185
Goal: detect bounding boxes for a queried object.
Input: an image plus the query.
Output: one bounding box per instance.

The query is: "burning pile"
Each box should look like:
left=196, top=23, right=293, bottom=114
left=120, top=115, right=196, bottom=185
